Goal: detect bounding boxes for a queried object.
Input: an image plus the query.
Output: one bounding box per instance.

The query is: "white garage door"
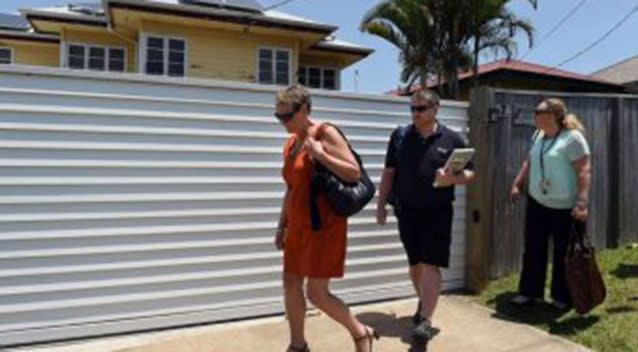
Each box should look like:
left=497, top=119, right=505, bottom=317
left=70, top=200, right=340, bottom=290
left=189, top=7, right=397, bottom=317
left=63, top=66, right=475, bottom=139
left=0, top=66, right=469, bottom=347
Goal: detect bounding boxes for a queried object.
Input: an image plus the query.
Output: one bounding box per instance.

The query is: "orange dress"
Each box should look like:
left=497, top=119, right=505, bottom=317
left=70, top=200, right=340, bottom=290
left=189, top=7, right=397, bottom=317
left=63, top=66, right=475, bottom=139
left=282, top=133, right=348, bottom=278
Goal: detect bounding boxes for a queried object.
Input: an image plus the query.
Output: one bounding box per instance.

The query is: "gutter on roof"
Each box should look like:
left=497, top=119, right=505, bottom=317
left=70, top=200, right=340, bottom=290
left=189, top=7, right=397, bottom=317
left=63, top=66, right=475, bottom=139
left=0, top=26, right=29, bottom=32
left=106, top=0, right=336, bottom=34
left=310, top=42, right=374, bottom=56
left=25, top=14, right=107, bottom=28
left=20, top=8, right=108, bottom=33
left=0, top=29, right=59, bottom=43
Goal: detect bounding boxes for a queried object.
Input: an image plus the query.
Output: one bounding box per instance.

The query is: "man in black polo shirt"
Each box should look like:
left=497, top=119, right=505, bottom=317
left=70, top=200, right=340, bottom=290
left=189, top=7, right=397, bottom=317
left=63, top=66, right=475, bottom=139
left=376, top=90, right=475, bottom=340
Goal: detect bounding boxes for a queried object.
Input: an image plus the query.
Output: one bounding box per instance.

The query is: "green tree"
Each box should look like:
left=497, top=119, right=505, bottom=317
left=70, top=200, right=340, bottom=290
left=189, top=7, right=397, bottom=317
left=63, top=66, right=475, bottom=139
left=361, top=0, right=536, bottom=99
left=467, top=0, right=536, bottom=88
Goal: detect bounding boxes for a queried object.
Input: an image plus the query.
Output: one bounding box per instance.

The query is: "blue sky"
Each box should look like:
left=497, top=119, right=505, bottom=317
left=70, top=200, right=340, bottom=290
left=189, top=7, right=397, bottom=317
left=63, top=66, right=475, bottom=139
left=3, top=0, right=637, bottom=94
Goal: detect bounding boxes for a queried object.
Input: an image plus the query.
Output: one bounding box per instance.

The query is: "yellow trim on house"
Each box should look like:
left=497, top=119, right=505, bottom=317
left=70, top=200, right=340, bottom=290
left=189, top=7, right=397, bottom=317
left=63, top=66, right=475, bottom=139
left=139, top=19, right=298, bottom=83
left=0, top=39, right=59, bottom=67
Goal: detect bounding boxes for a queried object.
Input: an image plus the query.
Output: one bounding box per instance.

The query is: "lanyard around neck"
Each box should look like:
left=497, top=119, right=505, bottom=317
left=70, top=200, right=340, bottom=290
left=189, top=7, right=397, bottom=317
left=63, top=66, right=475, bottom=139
left=539, top=130, right=561, bottom=182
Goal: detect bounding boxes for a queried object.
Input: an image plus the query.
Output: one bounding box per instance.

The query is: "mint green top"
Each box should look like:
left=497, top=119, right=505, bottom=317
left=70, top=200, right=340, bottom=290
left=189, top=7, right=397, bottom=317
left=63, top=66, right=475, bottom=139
left=528, top=129, right=590, bottom=209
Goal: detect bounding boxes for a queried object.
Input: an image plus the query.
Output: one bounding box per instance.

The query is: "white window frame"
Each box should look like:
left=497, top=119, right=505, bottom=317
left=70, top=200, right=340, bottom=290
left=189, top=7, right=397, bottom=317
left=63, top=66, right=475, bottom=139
left=298, top=65, right=340, bottom=90
left=139, top=33, right=188, bottom=77
left=61, top=42, right=128, bottom=72
left=256, top=46, right=292, bottom=86
left=0, top=47, right=14, bottom=65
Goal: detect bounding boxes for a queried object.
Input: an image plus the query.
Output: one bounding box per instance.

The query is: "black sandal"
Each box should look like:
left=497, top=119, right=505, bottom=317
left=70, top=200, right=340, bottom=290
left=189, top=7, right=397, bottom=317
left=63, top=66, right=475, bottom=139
left=354, top=326, right=380, bottom=352
left=286, top=343, right=310, bottom=352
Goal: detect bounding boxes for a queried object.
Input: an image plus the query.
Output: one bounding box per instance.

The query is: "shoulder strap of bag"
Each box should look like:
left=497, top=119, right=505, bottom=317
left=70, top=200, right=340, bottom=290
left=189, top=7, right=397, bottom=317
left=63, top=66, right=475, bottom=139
left=316, top=122, right=350, bottom=145
left=394, top=125, right=409, bottom=160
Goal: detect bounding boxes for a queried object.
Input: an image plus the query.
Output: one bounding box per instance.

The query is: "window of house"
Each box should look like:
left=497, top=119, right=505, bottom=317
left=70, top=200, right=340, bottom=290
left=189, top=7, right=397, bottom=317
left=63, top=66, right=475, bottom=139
left=88, top=47, right=106, bottom=70
left=258, top=48, right=290, bottom=85
left=109, top=48, right=125, bottom=72
left=0, top=48, right=13, bottom=64
left=322, top=69, right=336, bottom=90
left=68, top=44, right=85, bottom=69
left=144, top=36, right=186, bottom=77
left=66, top=44, right=126, bottom=72
left=298, top=66, right=339, bottom=90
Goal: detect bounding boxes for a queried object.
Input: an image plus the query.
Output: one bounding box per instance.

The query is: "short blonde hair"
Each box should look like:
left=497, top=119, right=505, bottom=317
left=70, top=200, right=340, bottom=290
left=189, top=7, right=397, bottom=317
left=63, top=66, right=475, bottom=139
left=275, top=84, right=312, bottom=113
left=411, top=89, right=440, bottom=107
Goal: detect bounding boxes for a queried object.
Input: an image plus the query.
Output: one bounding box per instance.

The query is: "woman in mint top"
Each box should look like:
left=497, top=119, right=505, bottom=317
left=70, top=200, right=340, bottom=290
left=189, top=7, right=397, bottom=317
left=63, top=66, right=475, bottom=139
left=509, top=98, right=592, bottom=309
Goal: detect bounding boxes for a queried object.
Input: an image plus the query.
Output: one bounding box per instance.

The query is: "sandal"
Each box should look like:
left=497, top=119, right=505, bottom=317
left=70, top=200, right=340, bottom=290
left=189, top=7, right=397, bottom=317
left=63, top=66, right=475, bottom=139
left=353, top=326, right=380, bottom=352
left=286, top=343, right=310, bottom=352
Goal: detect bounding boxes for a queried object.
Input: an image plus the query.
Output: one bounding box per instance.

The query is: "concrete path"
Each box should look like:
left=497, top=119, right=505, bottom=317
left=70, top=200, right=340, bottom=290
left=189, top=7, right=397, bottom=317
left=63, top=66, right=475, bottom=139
left=9, top=295, right=591, bottom=352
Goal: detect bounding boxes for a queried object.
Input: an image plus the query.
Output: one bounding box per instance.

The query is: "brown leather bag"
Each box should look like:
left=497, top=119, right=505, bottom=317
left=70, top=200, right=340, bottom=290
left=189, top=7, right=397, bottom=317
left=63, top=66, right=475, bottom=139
left=565, top=221, right=606, bottom=315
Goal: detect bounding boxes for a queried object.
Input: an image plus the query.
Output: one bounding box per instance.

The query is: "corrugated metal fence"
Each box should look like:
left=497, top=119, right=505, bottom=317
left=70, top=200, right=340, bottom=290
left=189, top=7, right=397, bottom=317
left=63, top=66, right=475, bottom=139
left=0, top=66, right=469, bottom=347
left=467, top=87, right=638, bottom=285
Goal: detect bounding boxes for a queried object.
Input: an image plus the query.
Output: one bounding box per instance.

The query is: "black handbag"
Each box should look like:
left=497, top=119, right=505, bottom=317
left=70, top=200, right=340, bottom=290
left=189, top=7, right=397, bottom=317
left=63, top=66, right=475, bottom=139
left=310, top=124, right=375, bottom=230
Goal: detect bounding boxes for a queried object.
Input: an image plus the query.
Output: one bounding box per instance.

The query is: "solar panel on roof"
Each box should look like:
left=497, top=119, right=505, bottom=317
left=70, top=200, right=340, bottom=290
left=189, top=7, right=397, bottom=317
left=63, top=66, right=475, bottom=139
left=181, top=0, right=264, bottom=13
left=0, top=13, right=30, bottom=31
left=68, top=2, right=105, bottom=16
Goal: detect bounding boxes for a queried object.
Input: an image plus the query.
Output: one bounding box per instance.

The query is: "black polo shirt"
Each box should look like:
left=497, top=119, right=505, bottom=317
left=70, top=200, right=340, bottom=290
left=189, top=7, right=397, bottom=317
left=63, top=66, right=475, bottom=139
left=384, top=123, right=473, bottom=208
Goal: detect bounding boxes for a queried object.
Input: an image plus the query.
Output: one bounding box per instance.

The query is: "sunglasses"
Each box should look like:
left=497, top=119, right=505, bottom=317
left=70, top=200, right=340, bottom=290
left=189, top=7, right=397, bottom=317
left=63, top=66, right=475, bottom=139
left=274, top=103, right=303, bottom=123
left=410, top=104, right=435, bottom=113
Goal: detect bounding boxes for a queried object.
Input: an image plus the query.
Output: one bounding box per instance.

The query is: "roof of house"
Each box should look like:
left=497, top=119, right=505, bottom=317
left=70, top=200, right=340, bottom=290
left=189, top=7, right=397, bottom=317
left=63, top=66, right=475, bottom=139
left=0, top=12, right=61, bottom=43
left=20, top=0, right=336, bottom=33
left=0, top=13, right=31, bottom=31
left=454, top=59, right=616, bottom=85
left=591, top=55, right=638, bottom=84
left=179, top=0, right=264, bottom=13
left=388, top=59, right=621, bottom=95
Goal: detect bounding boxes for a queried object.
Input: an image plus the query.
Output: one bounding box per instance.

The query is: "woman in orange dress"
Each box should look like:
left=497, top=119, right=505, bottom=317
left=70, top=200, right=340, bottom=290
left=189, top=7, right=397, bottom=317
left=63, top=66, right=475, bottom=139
left=274, top=84, right=379, bottom=352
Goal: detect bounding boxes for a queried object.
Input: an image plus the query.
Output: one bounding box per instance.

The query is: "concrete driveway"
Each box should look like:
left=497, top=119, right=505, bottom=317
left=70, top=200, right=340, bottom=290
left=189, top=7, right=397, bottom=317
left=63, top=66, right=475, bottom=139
left=10, top=295, right=591, bottom=352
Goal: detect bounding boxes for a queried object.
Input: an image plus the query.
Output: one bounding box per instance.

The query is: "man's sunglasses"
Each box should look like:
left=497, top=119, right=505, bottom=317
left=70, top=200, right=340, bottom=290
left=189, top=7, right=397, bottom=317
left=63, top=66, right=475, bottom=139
left=410, top=104, right=435, bottom=113
left=274, top=103, right=303, bottom=123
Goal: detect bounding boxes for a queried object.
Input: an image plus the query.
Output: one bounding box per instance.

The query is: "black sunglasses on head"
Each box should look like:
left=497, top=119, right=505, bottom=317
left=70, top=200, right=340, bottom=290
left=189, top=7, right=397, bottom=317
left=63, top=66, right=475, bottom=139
left=274, top=103, right=303, bottom=123
left=410, top=104, right=435, bottom=113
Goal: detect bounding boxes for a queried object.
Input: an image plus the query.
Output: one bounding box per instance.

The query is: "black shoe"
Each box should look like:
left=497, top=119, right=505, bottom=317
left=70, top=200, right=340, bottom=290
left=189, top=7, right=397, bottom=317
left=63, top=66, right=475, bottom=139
left=412, top=300, right=422, bottom=325
left=510, top=295, right=544, bottom=306
left=413, top=319, right=440, bottom=341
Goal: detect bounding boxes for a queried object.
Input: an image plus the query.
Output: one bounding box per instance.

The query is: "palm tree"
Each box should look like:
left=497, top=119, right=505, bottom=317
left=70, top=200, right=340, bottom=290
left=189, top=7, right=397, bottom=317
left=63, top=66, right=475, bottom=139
left=359, top=0, right=440, bottom=92
left=468, top=0, right=536, bottom=87
left=361, top=0, right=536, bottom=99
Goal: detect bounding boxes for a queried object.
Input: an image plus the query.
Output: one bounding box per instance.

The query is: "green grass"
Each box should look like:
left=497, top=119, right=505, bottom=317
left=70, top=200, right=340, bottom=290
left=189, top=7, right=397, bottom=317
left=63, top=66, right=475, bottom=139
left=475, top=247, right=638, bottom=352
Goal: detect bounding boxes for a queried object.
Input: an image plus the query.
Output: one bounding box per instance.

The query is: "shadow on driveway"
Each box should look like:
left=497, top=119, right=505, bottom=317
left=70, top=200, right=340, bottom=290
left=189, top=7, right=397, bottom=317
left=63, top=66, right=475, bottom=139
left=356, top=311, right=431, bottom=352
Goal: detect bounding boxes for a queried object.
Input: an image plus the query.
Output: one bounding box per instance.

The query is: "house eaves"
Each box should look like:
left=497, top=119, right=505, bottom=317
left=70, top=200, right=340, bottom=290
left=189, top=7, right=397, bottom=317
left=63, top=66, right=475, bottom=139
left=104, top=0, right=337, bottom=35
left=20, top=8, right=107, bottom=32
left=0, top=29, right=59, bottom=43
left=311, top=39, right=374, bottom=56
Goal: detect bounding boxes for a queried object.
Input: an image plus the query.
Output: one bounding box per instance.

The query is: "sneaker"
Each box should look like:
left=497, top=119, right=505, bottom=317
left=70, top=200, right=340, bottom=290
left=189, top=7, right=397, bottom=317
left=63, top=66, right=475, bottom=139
left=413, top=319, right=441, bottom=340
left=412, top=300, right=422, bottom=325
left=552, top=300, right=569, bottom=310
left=510, top=295, right=543, bottom=306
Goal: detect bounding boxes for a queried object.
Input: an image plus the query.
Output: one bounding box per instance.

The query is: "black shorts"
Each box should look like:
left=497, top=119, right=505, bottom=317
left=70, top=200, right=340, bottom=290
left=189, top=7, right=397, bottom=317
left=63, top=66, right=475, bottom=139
left=395, top=204, right=454, bottom=268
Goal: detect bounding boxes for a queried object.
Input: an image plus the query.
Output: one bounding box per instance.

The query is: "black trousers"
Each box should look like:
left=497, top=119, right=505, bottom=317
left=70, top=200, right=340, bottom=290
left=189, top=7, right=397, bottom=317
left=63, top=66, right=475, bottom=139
left=518, top=196, right=582, bottom=303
